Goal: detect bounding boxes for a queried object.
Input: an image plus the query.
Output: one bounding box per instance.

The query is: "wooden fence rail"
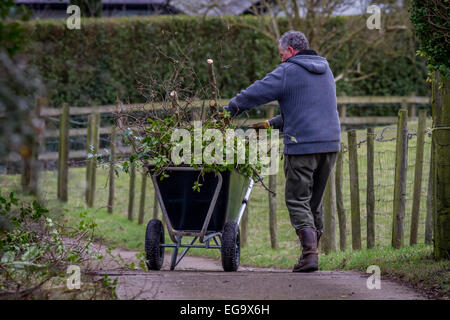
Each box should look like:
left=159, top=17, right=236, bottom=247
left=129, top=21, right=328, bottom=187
left=34, top=96, right=430, bottom=162
left=39, top=96, right=429, bottom=138
left=38, top=96, right=430, bottom=117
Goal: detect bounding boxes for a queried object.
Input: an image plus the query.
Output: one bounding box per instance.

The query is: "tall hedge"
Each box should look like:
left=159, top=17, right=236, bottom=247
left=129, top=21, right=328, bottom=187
left=22, top=15, right=429, bottom=108
left=410, top=0, right=449, bottom=80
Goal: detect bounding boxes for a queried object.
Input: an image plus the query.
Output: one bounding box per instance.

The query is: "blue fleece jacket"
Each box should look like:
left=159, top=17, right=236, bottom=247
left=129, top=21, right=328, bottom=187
left=226, top=51, right=341, bottom=155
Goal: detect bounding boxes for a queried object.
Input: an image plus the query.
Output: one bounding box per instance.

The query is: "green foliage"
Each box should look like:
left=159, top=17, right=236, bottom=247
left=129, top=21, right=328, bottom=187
left=0, top=191, right=113, bottom=299
left=0, top=0, right=30, bottom=56
left=0, top=192, right=60, bottom=294
left=121, top=109, right=270, bottom=188
left=100, top=274, right=118, bottom=299
left=409, top=0, right=450, bottom=80
left=17, top=15, right=428, bottom=108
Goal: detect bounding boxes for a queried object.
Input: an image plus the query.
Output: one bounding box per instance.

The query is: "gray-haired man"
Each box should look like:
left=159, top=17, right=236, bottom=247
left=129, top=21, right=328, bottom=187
left=225, top=30, right=341, bottom=272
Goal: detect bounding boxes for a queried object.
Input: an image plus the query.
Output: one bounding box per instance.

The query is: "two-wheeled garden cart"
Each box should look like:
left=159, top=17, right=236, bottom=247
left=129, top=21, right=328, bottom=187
left=144, top=166, right=254, bottom=272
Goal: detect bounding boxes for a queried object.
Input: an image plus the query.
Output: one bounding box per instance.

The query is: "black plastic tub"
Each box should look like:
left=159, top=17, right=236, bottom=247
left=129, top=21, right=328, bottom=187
left=155, top=168, right=248, bottom=232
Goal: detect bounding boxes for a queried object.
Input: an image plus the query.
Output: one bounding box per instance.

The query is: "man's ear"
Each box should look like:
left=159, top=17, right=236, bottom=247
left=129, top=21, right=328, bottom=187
left=288, top=46, right=296, bottom=55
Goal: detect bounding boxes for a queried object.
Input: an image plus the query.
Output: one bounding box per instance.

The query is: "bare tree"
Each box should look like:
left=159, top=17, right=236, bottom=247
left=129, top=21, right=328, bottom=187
left=245, top=0, right=413, bottom=82
left=179, top=0, right=414, bottom=83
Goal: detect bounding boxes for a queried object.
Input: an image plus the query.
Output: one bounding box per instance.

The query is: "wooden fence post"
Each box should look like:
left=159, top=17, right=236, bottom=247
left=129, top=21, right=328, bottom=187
left=57, top=103, right=69, bottom=202
left=241, top=204, right=249, bottom=248
left=401, top=98, right=408, bottom=117
left=268, top=173, right=278, bottom=249
left=85, top=114, right=93, bottom=204
left=267, top=106, right=278, bottom=250
left=410, top=110, right=427, bottom=245
left=431, top=72, right=450, bottom=260
left=322, top=167, right=337, bottom=254
left=21, top=146, right=32, bottom=192
left=86, top=113, right=99, bottom=207
left=138, top=170, right=147, bottom=225
left=348, top=130, right=361, bottom=250
left=335, top=149, right=347, bottom=251
left=22, top=98, right=46, bottom=195
left=191, top=107, right=201, bottom=121
left=425, top=149, right=433, bottom=245
left=128, top=160, right=136, bottom=221
left=392, top=109, right=408, bottom=249
left=367, top=128, right=375, bottom=248
left=90, top=113, right=100, bottom=207
left=338, top=104, right=347, bottom=131
left=27, top=97, right=46, bottom=198
left=107, top=125, right=116, bottom=214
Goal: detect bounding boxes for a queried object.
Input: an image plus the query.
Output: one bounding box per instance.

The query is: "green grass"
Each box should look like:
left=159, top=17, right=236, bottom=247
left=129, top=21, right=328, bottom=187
left=1, top=118, right=447, bottom=298
left=320, top=245, right=449, bottom=298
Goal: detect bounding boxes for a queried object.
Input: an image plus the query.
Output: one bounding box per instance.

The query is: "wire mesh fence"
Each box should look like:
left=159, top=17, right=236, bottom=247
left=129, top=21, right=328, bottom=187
left=22, top=111, right=160, bottom=222
left=339, top=122, right=432, bottom=247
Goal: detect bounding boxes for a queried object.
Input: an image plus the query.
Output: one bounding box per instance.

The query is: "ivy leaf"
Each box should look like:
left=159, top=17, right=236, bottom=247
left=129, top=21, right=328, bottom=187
left=192, top=181, right=202, bottom=192
left=130, top=154, right=138, bottom=163
left=1, top=251, right=15, bottom=263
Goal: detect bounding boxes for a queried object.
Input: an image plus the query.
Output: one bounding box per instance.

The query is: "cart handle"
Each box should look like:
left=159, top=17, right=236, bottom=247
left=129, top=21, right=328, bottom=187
left=236, top=178, right=254, bottom=227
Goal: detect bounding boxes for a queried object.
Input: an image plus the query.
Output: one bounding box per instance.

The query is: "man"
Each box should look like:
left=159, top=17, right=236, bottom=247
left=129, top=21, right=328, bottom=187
left=225, top=30, right=341, bottom=272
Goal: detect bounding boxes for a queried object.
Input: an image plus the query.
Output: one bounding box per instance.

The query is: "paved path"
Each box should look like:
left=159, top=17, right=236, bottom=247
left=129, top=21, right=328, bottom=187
left=90, top=248, right=427, bottom=300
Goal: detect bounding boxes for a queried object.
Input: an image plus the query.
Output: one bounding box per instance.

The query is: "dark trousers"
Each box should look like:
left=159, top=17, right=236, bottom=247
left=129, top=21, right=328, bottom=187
left=283, top=152, right=338, bottom=232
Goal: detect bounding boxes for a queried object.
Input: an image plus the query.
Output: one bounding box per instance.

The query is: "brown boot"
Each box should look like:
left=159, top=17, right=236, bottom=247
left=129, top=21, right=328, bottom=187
left=293, top=227, right=318, bottom=272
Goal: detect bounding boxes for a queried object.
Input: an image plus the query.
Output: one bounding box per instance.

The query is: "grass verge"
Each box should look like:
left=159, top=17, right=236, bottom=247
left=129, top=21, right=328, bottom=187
left=319, top=245, right=449, bottom=299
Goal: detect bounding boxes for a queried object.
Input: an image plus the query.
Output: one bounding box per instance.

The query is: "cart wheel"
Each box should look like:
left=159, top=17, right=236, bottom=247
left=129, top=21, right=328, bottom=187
left=221, top=221, right=240, bottom=272
left=145, top=219, right=165, bottom=270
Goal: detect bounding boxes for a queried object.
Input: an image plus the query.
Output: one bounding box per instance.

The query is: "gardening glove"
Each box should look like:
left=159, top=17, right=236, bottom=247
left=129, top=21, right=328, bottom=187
left=249, top=120, right=270, bottom=130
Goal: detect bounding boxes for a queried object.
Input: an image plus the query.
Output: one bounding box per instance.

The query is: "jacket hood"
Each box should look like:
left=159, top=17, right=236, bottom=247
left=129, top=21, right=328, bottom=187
left=286, top=55, right=329, bottom=74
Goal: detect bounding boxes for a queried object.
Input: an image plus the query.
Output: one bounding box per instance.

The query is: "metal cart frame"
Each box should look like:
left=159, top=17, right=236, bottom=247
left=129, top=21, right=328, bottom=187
left=150, top=166, right=254, bottom=270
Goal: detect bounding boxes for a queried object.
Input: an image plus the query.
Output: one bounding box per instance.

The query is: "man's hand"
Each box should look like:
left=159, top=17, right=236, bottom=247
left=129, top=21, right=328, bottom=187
left=249, top=120, right=270, bottom=130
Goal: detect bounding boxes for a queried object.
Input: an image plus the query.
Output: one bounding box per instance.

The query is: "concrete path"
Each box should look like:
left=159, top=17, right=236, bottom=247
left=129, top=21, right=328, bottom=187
left=90, top=248, right=427, bottom=300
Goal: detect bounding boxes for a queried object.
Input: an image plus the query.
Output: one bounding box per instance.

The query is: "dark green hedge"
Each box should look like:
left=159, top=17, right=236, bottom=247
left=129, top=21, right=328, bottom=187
left=22, top=15, right=429, bottom=108
left=410, top=0, right=449, bottom=80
